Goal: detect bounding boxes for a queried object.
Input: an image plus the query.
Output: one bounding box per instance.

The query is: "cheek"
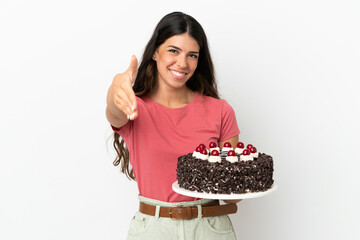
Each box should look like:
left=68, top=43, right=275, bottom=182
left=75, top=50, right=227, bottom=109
left=189, top=60, right=199, bottom=72
left=159, top=53, right=175, bottom=66
left=157, top=58, right=170, bottom=71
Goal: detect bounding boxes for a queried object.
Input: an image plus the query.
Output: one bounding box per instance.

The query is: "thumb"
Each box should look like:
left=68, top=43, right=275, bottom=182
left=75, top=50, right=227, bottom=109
left=127, top=55, right=138, bottom=84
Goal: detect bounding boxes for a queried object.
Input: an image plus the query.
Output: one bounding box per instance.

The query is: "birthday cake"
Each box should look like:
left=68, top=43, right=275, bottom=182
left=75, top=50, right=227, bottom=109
left=176, top=142, right=274, bottom=194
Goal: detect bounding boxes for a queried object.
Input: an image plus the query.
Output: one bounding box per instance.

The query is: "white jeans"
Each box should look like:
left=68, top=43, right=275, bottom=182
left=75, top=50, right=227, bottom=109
left=126, top=196, right=237, bottom=240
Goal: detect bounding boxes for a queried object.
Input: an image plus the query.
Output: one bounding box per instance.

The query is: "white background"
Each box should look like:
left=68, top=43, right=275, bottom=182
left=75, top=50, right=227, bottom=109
left=1, top=0, right=359, bottom=239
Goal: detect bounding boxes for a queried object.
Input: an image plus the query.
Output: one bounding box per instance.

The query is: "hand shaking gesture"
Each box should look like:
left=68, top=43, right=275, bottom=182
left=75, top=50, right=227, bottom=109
left=109, top=55, right=139, bottom=121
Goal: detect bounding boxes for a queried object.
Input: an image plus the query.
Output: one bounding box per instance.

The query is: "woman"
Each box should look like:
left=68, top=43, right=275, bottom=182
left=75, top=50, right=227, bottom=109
left=106, top=11, right=241, bottom=239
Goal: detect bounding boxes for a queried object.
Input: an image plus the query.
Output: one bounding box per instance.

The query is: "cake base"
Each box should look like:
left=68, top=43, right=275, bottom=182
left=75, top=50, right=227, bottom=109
left=172, top=181, right=277, bottom=199
left=177, top=153, right=274, bottom=194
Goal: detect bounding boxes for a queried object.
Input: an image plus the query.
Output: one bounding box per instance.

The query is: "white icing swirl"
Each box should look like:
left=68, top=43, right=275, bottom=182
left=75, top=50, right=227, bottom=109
left=250, top=152, right=259, bottom=158
left=192, top=151, right=200, bottom=158
left=222, top=147, right=233, bottom=152
left=209, top=147, right=220, bottom=153
left=226, top=156, right=238, bottom=163
left=240, top=155, right=253, bottom=161
left=198, top=153, right=209, bottom=160
left=208, top=155, right=221, bottom=163
left=235, top=147, right=244, bottom=155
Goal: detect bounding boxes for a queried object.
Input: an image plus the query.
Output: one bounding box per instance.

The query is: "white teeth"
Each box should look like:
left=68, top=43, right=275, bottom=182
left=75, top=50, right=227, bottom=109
left=171, top=70, right=185, bottom=77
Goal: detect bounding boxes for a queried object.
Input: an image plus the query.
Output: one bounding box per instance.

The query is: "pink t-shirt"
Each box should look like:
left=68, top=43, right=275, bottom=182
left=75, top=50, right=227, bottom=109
left=112, top=92, right=240, bottom=202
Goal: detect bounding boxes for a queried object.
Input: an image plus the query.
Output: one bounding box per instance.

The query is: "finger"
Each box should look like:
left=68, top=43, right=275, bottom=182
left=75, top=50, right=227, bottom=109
left=129, top=109, right=138, bottom=121
left=127, top=96, right=138, bottom=121
left=126, top=88, right=138, bottom=120
left=129, top=89, right=137, bottom=113
left=121, top=81, right=137, bottom=112
left=127, top=55, right=138, bottom=84
left=114, top=89, right=133, bottom=116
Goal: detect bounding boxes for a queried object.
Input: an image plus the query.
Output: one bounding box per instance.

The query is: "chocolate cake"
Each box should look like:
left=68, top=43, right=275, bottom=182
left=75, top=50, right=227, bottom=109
left=176, top=142, right=274, bottom=194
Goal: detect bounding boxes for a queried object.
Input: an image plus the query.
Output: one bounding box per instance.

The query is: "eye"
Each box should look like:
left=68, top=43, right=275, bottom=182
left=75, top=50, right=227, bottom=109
left=189, top=54, right=199, bottom=59
left=168, top=49, right=178, bottom=54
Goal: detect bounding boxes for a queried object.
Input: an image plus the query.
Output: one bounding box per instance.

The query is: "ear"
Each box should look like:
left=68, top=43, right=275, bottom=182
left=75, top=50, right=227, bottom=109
left=152, top=51, right=158, bottom=61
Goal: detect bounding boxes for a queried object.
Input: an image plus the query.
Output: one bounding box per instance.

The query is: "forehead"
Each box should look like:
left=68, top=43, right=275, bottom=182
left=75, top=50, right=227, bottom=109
left=161, top=33, right=200, bottom=51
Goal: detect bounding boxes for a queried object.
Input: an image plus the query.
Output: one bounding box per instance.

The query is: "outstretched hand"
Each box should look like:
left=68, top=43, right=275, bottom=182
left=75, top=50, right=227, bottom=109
left=111, top=55, right=138, bottom=120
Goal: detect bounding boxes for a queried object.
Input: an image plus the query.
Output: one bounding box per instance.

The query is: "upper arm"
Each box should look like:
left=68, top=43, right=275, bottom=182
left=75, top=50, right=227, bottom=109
left=219, top=100, right=240, bottom=143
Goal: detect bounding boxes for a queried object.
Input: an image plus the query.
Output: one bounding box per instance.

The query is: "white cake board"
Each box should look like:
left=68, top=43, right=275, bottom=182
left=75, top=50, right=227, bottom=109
left=172, top=181, right=278, bottom=200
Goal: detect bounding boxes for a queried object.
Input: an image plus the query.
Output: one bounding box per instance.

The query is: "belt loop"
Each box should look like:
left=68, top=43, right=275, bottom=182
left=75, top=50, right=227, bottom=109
left=197, top=205, right=202, bottom=219
left=154, top=205, right=160, bottom=220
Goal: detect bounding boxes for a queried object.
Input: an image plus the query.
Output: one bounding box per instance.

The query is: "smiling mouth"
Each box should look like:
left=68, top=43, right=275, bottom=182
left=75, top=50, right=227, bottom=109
left=170, top=70, right=187, bottom=78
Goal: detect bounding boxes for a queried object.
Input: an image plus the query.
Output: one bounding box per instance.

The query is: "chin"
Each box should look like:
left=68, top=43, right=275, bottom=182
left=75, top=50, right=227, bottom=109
left=169, top=82, right=188, bottom=89
left=165, top=79, right=189, bottom=89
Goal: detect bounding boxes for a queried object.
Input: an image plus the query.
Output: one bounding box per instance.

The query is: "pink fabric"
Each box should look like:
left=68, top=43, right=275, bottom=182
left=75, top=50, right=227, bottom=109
left=111, top=92, right=240, bottom=202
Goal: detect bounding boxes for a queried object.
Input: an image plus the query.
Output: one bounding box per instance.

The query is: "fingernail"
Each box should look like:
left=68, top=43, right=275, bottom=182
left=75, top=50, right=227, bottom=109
left=130, top=113, right=135, bottom=120
left=127, top=114, right=130, bottom=120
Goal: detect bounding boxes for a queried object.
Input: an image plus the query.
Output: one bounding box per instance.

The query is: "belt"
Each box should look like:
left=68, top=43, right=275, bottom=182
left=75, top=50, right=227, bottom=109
left=139, top=200, right=237, bottom=220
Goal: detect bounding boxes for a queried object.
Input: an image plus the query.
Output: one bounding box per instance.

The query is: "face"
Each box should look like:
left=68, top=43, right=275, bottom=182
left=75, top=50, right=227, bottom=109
left=153, top=33, right=200, bottom=91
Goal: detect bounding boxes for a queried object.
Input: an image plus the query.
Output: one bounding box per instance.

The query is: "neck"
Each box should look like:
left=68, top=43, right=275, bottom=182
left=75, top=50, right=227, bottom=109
left=150, top=85, right=195, bottom=108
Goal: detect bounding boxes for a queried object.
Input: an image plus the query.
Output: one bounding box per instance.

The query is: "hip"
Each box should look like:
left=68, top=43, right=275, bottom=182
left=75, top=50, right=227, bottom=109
left=126, top=195, right=237, bottom=240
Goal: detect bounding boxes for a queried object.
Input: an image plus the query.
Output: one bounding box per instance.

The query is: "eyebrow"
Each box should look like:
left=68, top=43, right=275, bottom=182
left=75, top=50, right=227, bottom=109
left=167, top=45, right=200, bottom=54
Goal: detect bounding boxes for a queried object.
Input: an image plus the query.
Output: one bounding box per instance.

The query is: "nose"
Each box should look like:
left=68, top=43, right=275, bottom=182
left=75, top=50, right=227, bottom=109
left=176, top=54, right=188, bottom=69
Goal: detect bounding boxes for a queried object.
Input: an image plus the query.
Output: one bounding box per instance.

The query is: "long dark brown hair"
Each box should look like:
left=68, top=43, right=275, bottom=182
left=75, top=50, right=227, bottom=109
left=112, top=12, right=220, bottom=180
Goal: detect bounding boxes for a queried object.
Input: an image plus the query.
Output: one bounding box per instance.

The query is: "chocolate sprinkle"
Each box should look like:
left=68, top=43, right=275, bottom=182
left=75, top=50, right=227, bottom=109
left=176, top=153, right=274, bottom=194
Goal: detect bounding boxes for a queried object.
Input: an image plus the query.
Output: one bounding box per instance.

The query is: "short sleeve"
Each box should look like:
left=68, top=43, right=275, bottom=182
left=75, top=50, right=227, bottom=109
left=109, top=96, right=144, bottom=147
left=110, top=120, right=133, bottom=144
left=219, top=100, right=240, bottom=142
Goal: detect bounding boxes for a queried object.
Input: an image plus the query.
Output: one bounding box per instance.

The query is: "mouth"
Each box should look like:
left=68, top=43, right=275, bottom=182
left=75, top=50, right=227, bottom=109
left=170, top=70, right=187, bottom=79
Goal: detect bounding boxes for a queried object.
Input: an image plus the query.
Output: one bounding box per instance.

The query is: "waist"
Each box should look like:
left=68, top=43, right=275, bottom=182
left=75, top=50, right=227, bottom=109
left=138, top=195, right=213, bottom=207
left=138, top=195, right=237, bottom=220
